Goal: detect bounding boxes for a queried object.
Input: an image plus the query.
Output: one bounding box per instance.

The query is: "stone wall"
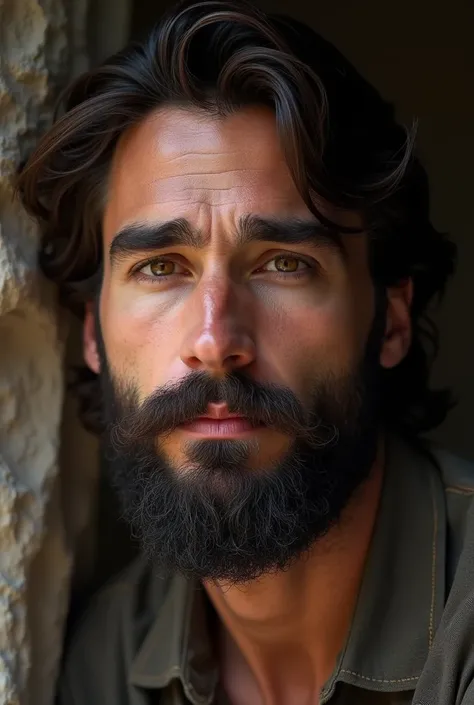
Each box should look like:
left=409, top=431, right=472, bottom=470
left=0, top=1, right=95, bottom=704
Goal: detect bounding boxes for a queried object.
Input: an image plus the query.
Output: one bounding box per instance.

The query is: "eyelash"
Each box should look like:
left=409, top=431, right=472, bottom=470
left=130, top=253, right=317, bottom=284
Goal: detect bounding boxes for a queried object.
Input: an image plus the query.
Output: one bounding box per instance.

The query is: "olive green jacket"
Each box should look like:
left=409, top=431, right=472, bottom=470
left=59, top=435, right=474, bottom=704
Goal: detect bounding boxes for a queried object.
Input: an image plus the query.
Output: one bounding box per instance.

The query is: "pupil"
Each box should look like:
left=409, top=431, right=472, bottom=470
left=152, top=261, right=171, bottom=275
left=278, top=257, right=296, bottom=272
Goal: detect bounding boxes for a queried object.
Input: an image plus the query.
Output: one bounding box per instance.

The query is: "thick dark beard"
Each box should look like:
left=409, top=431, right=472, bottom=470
left=98, top=317, right=384, bottom=584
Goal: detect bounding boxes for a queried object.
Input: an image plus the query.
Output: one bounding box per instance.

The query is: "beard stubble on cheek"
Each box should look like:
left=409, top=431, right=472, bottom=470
left=96, top=303, right=385, bottom=584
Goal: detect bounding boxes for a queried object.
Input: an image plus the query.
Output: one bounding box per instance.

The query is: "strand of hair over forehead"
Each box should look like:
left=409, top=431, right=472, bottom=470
left=17, top=0, right=417, bottom=291
left=149, top=0, right=415, bottom=212
left=28, top=0, right=412, bottom=219
left=142, top=0, right=337, bottom=221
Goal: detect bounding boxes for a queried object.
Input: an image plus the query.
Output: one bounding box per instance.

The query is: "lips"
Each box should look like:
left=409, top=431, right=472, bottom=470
left=179, top=403, right=261, bottom=438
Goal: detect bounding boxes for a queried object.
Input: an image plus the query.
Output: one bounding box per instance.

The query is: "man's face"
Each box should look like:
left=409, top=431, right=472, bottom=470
left=84, top=105, right=409, bottom=582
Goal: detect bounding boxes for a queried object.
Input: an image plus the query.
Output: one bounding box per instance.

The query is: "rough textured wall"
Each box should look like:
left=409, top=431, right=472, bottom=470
left=0, top=1, right=91, bottom=704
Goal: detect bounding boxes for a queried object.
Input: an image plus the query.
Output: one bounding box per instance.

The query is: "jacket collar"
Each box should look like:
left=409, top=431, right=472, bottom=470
left=130, top=572, right=218, bottom=704
left=321, top=435, right=446, bottom=700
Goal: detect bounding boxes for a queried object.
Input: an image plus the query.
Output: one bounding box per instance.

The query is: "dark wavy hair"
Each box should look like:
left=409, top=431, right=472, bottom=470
left=17, top=0, right=456, bottom=436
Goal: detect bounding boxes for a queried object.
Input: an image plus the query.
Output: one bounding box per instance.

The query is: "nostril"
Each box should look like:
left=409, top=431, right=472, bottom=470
left=181, top=332, right=256, bottom=373
left=226, top=354, right=242, bottom=365
left=186, top=355, right=202, bottom=369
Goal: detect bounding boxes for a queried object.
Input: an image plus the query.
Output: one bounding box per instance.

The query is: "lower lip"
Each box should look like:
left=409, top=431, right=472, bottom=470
left=179, top=418, right=260, bottom=438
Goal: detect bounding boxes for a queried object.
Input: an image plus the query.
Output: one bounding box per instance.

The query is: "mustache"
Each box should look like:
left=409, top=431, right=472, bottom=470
left=107, top=371, right=338, bottom=450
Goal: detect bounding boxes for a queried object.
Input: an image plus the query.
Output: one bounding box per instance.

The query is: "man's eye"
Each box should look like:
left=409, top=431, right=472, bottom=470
left=139, top=259, right=182, bottom=277
left=263, top=255, right=310, bottom=273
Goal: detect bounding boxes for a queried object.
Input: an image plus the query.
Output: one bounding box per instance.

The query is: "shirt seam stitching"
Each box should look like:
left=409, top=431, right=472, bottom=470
left=445, top=485, right=474, bottom=495
left=339, top=669, right=420, bottom=684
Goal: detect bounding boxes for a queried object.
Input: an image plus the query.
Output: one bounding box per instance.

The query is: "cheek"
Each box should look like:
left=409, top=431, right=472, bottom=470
left=255, top=291, right=363, bottom=398
left=100, top=286, right=180, bottom=394
left=99, top=267, right=371, bottom=401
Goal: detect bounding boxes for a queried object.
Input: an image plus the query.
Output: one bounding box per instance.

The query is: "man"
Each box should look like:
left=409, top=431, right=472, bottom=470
left=17, top=0, right=474, bottom=703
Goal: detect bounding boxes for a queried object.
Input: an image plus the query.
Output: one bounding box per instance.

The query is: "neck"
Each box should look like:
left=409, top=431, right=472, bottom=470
left=203, top=437, right=385, bottom=705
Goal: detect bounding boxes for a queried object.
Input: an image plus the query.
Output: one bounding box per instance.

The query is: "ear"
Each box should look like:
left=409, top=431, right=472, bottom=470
left=380, top=279, right=413, bottom=370
left=83, top=300, right=100, bottom=374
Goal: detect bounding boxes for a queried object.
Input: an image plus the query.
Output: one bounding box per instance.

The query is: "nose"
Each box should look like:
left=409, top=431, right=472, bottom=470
left=180, top=278, right=256, bottom=376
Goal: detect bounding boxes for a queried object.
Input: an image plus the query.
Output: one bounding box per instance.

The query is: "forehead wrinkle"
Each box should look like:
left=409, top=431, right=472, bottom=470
left=163, top=150, right=249, bottom=162
left=146, top=168, right=270, bottom=190
left=104, top=107, right=316, bottom=246
left=152, top=168, right=264, bottom=177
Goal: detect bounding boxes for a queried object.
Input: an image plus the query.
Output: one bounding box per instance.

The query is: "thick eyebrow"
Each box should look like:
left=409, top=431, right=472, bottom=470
left=238, top=214, right=346, bottom=259
left=109, top=214, right=346, bottom=268
left=109, top=219, right=202, bottom=267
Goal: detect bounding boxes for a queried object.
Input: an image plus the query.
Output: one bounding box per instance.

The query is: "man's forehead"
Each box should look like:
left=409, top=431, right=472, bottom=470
left=103, top=105, right=307, bottom=239
left=111, top=104, right=287, bottom=174
left=103, top=104, right=365, bottom=255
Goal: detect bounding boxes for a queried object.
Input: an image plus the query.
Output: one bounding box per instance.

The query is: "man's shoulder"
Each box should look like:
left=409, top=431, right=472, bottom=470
left=429, top=442, right=474, bottom=529
left=426, top=441, right=474, bottom=586
left=430, top=443, right=474, bottom=496
left=59, top=556, right=169, bottom=705
left=413, top=446, right=474, bottom=705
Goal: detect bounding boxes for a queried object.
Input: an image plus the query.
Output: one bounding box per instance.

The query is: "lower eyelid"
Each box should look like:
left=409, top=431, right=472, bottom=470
left=258, top=258, right=314, bottom=273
